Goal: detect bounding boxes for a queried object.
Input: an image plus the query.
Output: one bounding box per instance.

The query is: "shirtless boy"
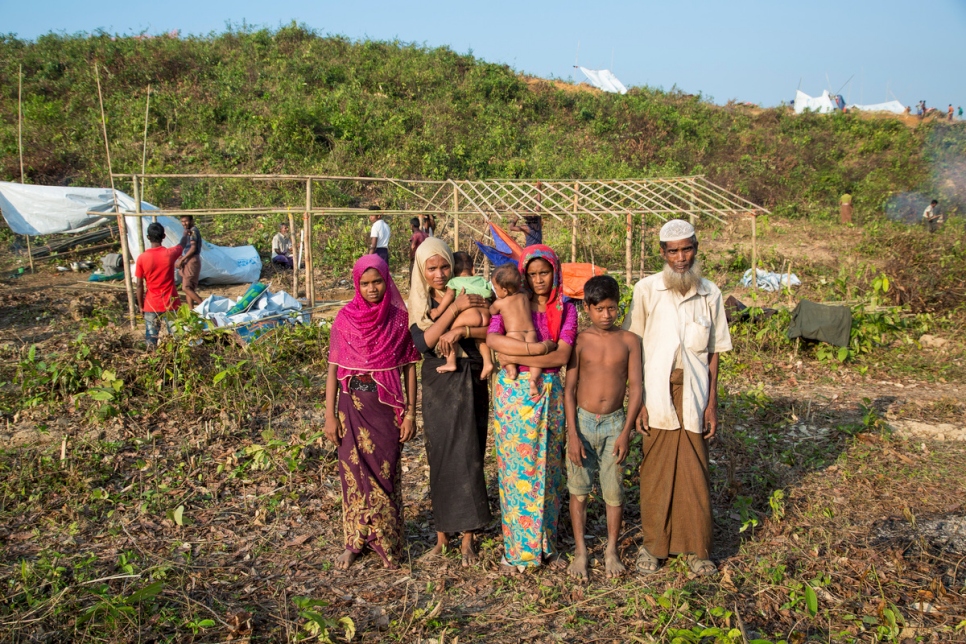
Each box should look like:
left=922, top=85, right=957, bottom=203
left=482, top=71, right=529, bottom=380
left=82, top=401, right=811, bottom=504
left=489, top=263, right=547, bottom=399
left=431, top=252, right=495, bottom=378
left=564, top=275, right=643, bottom=581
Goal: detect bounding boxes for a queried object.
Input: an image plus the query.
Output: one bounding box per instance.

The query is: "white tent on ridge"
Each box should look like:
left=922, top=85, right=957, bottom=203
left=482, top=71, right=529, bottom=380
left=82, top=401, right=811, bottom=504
left=846, top=100, right=906, bottom=115
left=793, top=90, right=845, bottom=114
left=577, top=67, right=628, bottom=94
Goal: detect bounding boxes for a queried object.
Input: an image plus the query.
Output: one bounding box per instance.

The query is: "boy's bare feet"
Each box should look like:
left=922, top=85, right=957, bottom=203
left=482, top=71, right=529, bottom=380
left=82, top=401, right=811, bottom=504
left=460, top=533, right=478, bottom=567
left=335, top=549, right=358, bottom=569
left=604, top=547, right=625, bottom=578
left=422, top=532, right=448, bottom=559
left=567, top=553, right=589, bottom=581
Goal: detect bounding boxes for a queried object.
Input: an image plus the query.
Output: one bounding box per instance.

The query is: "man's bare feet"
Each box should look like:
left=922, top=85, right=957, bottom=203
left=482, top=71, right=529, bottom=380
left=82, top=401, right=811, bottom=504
left=335, top=549, right=358, bottom=570
left=460, top=533, right=478, bottom=567
left=604, top=547, right=626, bottom=578
left=567, top=553, right=589, bottom=581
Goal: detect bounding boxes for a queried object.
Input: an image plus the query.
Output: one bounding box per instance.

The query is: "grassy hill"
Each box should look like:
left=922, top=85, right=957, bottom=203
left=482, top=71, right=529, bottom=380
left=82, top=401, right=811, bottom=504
left=2, top=24, right=963, bottom=223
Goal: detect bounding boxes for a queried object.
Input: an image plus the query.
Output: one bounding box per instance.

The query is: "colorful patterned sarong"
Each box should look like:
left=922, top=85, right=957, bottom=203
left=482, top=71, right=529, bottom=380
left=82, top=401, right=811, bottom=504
left=492, top=369, right=566, bottom=567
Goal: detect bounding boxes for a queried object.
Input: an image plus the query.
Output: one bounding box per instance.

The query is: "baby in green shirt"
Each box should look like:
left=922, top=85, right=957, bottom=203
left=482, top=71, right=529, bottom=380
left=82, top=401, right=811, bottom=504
left=431, top=252, right=495, bottom=378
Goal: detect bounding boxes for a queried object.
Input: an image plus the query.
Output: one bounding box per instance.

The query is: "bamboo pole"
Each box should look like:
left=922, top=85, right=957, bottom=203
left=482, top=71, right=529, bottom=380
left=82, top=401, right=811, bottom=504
left=132, top=174, right=145, bottom=255
left=750, top=213, right=758, bottom=293
left=95, top=64, right=136, bottom=328
left=18, top=65, right=34, bottom=274
left=305, top=179, right=315, bottom=308
left=639, top=214, right=647, bottom=279
left=140, top=87, right=156, bottom=223
left=571, top=183, right=578, bottom=263
left=453, top=186, right=460, bottom=251
left=625, top=211, right=633, bottom=286
left=288, top=211, right=299, bottom=298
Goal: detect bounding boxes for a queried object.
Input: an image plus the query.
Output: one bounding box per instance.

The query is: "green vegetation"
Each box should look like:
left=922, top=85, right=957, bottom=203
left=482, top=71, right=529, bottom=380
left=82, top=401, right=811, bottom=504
left=1, top=24, right=961, bottom=221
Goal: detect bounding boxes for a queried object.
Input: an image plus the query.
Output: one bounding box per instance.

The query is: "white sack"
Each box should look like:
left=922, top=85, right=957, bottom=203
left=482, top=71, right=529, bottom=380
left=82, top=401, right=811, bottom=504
left=794, top=90, right=840, bottom=114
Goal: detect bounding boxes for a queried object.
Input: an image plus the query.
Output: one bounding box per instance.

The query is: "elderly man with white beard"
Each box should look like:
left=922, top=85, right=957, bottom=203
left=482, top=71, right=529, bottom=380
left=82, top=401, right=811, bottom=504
left=622, top=219, right=732, bottom=577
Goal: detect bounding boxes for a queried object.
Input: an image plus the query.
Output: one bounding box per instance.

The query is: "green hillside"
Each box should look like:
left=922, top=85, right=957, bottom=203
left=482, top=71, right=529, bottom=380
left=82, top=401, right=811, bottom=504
left=2, top=24, right=962, bottom=221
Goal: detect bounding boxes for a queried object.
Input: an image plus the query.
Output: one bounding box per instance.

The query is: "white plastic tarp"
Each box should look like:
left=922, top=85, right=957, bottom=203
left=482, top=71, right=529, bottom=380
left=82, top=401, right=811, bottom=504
left=0, top=181, right=120, bottom=235
left=846, top=100, right=906, bottom=115
left=129, top=215, right=262, bottom=285
left=793, top=90, right=840, bottom=114
left=194, top=290, right=306, bottom=328
left=578, top=67, right=628, bottom=94
left=0, top=181, right=261, bottom=285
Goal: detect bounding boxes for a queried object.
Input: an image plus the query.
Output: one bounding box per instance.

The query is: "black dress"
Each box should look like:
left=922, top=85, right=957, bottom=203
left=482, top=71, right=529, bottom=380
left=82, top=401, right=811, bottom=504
left=410, top=311, right=492, bottom=533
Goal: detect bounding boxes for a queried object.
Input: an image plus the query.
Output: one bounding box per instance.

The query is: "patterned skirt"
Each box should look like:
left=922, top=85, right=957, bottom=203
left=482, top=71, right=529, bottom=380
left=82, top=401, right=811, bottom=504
left=337, top=385, right=403, bottom=567
left=492, top=369, right=566, bottom=567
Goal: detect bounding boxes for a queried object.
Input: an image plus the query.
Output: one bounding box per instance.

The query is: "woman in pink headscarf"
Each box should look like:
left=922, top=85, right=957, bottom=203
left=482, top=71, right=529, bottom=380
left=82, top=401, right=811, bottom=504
left=324, top=255, right=420, bottom=570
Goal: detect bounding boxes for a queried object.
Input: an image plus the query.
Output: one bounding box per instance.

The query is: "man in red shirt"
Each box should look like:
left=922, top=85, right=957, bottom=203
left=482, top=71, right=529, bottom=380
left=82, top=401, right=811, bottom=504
left=135, top=223, right=183, bottom=348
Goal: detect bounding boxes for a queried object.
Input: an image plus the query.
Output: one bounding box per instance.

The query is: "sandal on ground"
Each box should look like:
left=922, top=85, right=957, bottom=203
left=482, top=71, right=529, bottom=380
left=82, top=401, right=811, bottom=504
left=686, top=554, right=717, bottom=577
left=636, top=546, right=660, bottom=574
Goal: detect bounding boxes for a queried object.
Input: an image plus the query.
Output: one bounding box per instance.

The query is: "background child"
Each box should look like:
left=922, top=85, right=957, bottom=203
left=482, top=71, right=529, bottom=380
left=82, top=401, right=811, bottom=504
left=563, top=275, right=642, bottom=581
left=489, top=263, right=549, bottom=399
left=432, top=251, right=495, bottom=378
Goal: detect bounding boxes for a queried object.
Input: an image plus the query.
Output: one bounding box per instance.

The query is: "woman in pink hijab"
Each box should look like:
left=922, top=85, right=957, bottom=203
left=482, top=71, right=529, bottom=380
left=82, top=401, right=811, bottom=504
left=325, top=255, right=420, bottom=569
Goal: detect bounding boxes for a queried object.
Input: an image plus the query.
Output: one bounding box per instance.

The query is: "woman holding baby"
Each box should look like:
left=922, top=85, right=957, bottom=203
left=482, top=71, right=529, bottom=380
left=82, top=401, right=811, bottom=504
left=408, top=238, right=493, bottom=565
left=487, top=245, right=577, bottom=571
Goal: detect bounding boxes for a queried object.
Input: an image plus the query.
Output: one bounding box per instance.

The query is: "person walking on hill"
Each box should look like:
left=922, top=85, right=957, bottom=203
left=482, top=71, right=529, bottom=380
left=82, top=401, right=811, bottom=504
left=623, top=220, right=732, bottom=577
left=958, top=106, right=963, bottom=120
left=949, top=105, right=955, bottom=122
left=923, top=199, right=941, bottom=233
left=175, top=215, right=203, bottom=307
left=136, top=223, right=183, bottom=349
left=368, top=206, right=391, bottom=268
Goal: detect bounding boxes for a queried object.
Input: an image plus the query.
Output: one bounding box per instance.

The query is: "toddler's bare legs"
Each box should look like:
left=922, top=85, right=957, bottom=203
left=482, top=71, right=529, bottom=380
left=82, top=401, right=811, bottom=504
left=436, top=307, right=489, bottom=374
left=525, top=330, right=542, bottom=399
left=478, top=340, right=494, bottom=380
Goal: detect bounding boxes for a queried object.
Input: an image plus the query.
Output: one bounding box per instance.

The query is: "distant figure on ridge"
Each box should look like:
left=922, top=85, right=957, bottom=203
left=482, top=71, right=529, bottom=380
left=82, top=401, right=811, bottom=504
left=840, top=193, right=853, bottom=225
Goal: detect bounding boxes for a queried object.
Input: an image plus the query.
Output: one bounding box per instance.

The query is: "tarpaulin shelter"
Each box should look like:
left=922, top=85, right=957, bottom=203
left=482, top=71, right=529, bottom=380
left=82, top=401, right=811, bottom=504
left=577, top=67, right=628, bottom=94
left=793, top=90, right=845, bottom=114
left=0, top=181, right=261, bottom=284
left=846, top=100, right=906, bottom=115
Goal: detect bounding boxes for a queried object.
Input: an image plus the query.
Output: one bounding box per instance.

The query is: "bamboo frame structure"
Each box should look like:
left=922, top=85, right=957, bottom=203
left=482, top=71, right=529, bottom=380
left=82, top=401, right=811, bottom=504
left=99, top=173, right=769, bottom=319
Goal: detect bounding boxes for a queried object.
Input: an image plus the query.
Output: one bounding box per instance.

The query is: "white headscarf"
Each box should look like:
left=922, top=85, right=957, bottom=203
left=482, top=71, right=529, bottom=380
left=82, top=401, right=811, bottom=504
left=408, top=237, right=455, bottom=331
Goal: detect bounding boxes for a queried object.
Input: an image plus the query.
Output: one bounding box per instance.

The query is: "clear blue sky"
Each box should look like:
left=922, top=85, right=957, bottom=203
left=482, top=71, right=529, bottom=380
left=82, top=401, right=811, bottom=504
left=4, top=0, right=965, bottom=109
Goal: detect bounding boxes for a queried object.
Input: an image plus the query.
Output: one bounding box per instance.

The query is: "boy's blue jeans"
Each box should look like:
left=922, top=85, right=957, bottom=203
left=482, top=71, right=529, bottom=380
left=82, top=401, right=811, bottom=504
left=144, top=312, right=173, bottom=348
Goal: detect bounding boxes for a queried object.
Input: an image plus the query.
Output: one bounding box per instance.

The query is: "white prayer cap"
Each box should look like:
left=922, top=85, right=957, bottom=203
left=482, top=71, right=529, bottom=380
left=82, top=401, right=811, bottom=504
left=659, top=219, right=695, bottom=242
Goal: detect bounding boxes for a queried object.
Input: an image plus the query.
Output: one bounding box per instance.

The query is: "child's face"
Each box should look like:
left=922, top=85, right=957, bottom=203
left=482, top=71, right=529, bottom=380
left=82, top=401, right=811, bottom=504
left=585, top=298, right=619, bottom=330
left=358, top=268, right=387, bottom=304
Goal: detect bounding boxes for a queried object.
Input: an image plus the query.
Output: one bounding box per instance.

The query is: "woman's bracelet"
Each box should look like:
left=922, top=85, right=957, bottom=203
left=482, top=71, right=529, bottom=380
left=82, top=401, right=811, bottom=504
left=464, top=325, right=470, bottom=339
left=404, top=413, right=416, bottom=421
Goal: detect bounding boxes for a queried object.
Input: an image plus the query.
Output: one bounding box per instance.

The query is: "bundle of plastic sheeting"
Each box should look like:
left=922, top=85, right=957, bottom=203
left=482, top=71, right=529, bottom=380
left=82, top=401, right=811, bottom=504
left=740, top=268, right=801, bottom=292
left=194, top=287, right=307, bottom=330
left=577, top=67, right=628, bottom=94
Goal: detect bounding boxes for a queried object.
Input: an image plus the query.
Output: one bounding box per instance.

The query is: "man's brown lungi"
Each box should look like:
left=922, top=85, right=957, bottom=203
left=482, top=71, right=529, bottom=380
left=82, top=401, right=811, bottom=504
left=639, top=369, right=713, bottom=559
left=180, top=256, right=201, bottom=291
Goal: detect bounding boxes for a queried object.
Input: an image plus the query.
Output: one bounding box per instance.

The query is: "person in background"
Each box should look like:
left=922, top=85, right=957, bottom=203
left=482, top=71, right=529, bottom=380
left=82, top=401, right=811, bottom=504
left=922, top=199, right=940, bottom=233
left=135, top=223, right=183, bottom=349
left=958, top=106, right=963, bottom=120
left=409, top=217, right=428, bottom=270
left=623, top=220, right=732, bottom=577
left=175, top=215, right=202, bottom=307
left=368, top=206, right=391, bottom=268
left=949, top=105, right=955, bottom=122
left=419, top=213, right=436, bottom=237
left=509, top=213, right=543, bottom=247
left=272, top=223, right=294, bottom=269
left=839, top=193, right=853, bottom=225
